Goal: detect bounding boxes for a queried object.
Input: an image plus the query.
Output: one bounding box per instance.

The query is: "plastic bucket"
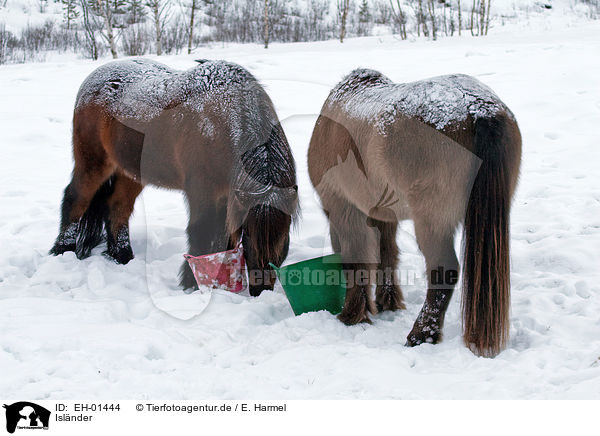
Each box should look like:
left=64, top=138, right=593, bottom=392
left=184, top=243, right=245, bottom=293
left=270, top=254, right=346, bottom=316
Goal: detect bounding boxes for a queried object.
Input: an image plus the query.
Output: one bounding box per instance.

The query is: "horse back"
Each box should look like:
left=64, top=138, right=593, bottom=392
left=309, top=70, right=520, bottom=224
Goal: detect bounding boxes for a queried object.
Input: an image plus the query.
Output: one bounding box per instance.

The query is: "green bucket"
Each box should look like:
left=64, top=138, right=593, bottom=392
left=270, top=254, right=347, bottom=316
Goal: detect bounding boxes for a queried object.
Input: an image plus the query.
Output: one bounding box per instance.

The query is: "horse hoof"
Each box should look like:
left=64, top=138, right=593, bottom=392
left=337, top=310, right=372, bottom=326
left=249, top=286, right=267, bottom=297
left=179, top=265, right=199, bottom=291
left=405, top=328, right=442, bottom=347
left=103, top=246, right=134, bottom=264
left=375, top=285, right=406, bottom=312
left=49, top=243, right=76, bottom=256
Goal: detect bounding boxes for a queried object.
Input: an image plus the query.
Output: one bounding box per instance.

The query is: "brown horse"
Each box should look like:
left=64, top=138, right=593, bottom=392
left=308, top=69, right=521, bottom=357
left=50, top=59, right=298, bottom=295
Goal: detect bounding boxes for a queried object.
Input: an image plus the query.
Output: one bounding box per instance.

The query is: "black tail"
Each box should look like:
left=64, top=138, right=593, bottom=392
left=462, top=114, right=516, bottom=357
left=75, top=175, right=115, bottom=259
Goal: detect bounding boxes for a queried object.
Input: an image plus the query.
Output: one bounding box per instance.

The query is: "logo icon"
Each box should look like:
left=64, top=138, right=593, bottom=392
left=3, top=402, right=50, bottom=434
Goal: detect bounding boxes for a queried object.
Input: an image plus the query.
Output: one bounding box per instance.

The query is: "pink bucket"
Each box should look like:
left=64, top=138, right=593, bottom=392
left=184, top=242, right=246, bottom=293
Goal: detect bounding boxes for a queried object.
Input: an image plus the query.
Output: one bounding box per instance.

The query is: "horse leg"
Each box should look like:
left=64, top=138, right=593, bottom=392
left=104, top=173, right=143, bottom=264
left=50, top=163, right=114, bottom=257
left=179, top=191, right=226, bottom=290
left=209, top=198, right=230, bottom=255
left=371, top=220, right=405, bottom=312
left=325, top=210, right=341, bottom=253
left=329, top=200, right=378, bottom=325
left=406, top=222, right=459, bottom=346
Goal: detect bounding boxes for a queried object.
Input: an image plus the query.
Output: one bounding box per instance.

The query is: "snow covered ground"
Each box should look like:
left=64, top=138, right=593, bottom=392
left=1, top=20, right=600, bottom=399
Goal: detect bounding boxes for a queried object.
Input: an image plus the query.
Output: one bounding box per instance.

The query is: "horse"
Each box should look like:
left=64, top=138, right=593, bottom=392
left=50, top=59, right=298, bottom=295
left=308, top=69, right=521, bottom=357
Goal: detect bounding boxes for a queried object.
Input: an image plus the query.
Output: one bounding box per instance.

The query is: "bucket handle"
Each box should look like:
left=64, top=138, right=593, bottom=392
left=268, top=262, right=279, bottom=272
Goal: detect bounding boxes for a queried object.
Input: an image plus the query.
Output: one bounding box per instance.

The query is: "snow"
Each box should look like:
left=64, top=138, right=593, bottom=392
left=1, top=20, right=600, bottom=399
left=76, top=59, right=265, bottom=131
left=327, top=69, right=513, bottom=132
left=0, top=0, right=62, bottom=33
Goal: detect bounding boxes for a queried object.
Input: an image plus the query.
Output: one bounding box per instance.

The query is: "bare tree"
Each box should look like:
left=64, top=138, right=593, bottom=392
left=470, top=0, right=491, bottom=36
left=470, top=0, right=476, bottom=35
left=416, top=0, right=429, bottom=37
left=62, top=0, right=79, bottom=30
left=100, top=0, right=119, bottom=58
left=485, top=0, right=491, bottom=35
left=427, top=0, right=437, bottom=40
left=263, top=0, right=269, bottom=48
left=79, top=0, right=100, bottom=59
left=337, top=0, right=349, bottom=43
left=184, top=0, right=198, bottom=54
left=389, top=0, right=407, bottom=40
left=162, top=16, right=187, bottom=54
left=442, top=1, right=447, bottom=36
left=0, top=24, right=14, bottom=64
left=146, top=0, right=170, bottom=55
left=458, top=0, right=462, bottom=35
left=479, top=0, right=485, bottom=35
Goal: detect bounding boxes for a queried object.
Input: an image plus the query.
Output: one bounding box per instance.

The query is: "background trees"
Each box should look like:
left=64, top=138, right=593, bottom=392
left=0, top=0, right=596, bottom=64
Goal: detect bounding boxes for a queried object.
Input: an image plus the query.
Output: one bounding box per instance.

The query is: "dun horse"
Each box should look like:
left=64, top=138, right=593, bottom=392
left=308, top=69, right=521, bottom=357
left=51, top=59, right=298, bottom=295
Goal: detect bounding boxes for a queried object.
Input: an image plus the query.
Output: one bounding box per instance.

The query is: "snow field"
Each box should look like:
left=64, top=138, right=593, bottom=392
left=1, top=21, right=600, bottom=399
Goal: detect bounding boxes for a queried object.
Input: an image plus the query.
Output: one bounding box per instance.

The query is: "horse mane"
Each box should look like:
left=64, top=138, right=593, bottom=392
left=335, top=68, right=393, bottom=94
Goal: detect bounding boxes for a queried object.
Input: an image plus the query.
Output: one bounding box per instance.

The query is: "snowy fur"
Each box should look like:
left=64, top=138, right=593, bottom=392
left=76, top=58, right=277, bottom=153
left=327, top=68, right=515, bottom=135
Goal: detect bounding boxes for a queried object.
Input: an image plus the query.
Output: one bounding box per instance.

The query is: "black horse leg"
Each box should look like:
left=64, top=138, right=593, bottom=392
left=50, top=181, right=79, bottom=255
left=50, top=162, right=114, bottom=257
left=331, top=201, right=378, bottom=324
left=371, top=219, right=405, bottom=312
left=406, top=222, right=459, bottom=346
left=104, top=173, right=143, bottom=264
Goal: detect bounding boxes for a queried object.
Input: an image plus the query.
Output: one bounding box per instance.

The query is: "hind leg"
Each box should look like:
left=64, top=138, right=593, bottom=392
left=370, top=220, right=405, bottom=312
left=104, top=173, right=143, bottom=264
left=327, top=199, right=378, bottom=325
left=325, top=210, right=342, bottom=253
left=50, top=164, right=114, bottom=257
left=51, top=118, right=115, bottom=258
left=406, top=222, right=459, bottom=346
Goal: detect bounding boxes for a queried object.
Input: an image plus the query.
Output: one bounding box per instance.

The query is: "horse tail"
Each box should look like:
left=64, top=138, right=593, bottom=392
left=75, top=175, right=115, bottom=259
left=462, top=113, right=517, bottom=357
